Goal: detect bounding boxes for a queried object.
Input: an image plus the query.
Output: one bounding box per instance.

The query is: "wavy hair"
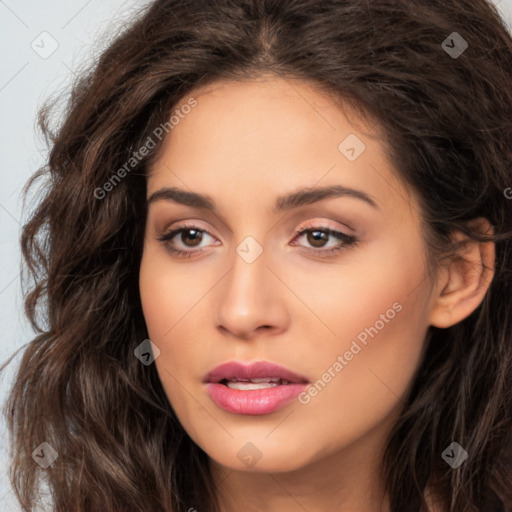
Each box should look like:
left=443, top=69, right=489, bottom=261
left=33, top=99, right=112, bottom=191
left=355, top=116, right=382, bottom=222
left=2, top=0, right=512, bottom=510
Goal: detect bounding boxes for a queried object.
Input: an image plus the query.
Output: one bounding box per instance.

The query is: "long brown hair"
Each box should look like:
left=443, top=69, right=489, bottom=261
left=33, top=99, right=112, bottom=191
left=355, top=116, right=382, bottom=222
left=2, top=0, right=512, bottom=511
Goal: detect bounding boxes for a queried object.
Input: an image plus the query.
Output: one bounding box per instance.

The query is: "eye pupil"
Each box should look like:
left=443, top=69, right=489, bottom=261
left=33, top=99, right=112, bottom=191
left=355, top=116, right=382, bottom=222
left=182, top=229, right=203, bottom=246
left=307, top=230, right=328, bottom=247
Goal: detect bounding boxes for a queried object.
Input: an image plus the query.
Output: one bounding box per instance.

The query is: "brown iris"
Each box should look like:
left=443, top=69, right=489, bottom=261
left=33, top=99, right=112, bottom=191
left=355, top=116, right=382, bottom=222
left=181, top=228, right=203, bottom=247
left=307, top=229, right=329, bottom=248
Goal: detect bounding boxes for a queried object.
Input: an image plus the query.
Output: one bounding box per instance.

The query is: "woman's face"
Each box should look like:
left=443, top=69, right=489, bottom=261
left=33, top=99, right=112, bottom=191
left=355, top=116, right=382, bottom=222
left=139, top=76, right=436, bottom=473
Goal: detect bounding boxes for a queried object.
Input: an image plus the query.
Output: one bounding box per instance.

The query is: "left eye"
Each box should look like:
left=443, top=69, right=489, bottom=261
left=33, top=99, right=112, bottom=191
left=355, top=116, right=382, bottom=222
left=291, top=226, right=358, bottom=255
left=156, top=224, right=358, bottom=258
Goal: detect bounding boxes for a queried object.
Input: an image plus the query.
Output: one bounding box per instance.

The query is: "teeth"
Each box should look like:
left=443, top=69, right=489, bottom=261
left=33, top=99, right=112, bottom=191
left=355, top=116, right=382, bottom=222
left=226, top=377, right=282, bottom=383
left=223, top=377, right=291, bottom=390
left=226, top=381, right=279, bottom=390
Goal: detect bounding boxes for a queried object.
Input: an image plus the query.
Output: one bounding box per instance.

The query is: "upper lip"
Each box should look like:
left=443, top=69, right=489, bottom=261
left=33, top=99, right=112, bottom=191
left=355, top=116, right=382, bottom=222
left=204, top=361, right=309, bottom=384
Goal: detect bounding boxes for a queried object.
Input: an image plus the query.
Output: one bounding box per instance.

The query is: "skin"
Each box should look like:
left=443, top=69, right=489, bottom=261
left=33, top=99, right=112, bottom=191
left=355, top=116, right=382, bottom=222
left=139, top=75, right=495, bottom=512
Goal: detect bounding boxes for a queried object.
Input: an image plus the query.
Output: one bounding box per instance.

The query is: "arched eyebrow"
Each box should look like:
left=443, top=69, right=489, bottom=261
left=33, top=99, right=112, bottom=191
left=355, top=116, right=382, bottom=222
left=273, top=184, right=379, bottom=212
left=147, top=184, right=380, bottom=212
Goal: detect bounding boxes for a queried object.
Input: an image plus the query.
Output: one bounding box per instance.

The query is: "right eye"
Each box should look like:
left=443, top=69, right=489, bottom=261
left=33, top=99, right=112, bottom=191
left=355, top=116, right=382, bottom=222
left=156, top=223, right=220, bottom=258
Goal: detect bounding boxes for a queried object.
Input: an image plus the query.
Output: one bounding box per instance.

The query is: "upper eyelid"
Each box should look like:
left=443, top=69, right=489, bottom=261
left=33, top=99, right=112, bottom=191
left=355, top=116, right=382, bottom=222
left=163, top=220, right=349, bottom=234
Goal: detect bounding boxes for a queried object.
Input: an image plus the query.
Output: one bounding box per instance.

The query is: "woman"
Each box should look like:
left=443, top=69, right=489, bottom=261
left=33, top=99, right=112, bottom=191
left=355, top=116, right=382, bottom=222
left=1, top=0, right=512, bottom=511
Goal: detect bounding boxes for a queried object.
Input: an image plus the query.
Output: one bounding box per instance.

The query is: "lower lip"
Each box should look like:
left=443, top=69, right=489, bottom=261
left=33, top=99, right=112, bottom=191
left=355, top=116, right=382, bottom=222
left=206, top=382, right=309, bottom=415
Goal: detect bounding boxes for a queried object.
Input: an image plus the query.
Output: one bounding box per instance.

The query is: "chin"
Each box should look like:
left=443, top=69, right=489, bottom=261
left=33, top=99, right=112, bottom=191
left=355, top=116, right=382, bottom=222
left=204, top=438, right=318, bottom=474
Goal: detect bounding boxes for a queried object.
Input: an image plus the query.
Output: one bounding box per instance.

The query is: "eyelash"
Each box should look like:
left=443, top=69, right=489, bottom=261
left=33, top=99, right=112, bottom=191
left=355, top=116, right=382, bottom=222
left=156, top=222, right=359, bottom=259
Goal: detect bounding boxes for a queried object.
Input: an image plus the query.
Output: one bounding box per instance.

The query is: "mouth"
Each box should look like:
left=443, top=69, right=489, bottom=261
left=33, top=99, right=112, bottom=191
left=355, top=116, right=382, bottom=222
left=204, top=360, right=309, bottom=385
left=204, top=361, right=310, bottom=415
left=218, top=377, right=295, bottom=390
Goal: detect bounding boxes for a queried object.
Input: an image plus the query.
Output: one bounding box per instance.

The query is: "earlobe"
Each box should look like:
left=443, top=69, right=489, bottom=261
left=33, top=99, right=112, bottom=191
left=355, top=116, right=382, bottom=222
left=428, top=219, right=495, bottom=329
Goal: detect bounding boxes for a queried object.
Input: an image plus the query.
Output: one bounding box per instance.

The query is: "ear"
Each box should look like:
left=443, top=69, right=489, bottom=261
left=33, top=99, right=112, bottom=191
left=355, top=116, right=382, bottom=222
left=428, top=218, right=495, bottom=329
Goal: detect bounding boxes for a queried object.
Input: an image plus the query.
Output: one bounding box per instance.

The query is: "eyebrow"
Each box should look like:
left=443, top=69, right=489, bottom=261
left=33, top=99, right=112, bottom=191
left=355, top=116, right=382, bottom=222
left=147, top=184, right=380, bottom=213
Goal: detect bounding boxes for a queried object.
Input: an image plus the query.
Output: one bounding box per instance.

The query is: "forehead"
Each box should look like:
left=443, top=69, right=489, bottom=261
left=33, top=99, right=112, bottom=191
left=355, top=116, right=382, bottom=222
left=150, top=76, right=374, bottom=173
left=147, top=76, right=417, bottom=220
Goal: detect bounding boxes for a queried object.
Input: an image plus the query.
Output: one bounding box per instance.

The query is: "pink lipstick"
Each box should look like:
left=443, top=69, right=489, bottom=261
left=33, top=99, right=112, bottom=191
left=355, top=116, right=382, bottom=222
left=204, top=361, right=309, bottom=415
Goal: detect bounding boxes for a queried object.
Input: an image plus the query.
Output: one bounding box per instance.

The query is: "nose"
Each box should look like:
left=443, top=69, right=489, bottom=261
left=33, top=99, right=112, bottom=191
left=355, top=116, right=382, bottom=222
left=214, top=245, right=290, bottom=340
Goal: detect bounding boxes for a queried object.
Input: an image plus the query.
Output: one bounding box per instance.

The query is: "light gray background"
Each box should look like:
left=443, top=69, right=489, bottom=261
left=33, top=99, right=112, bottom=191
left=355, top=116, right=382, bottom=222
left=0, top=0, right=511, bottom=510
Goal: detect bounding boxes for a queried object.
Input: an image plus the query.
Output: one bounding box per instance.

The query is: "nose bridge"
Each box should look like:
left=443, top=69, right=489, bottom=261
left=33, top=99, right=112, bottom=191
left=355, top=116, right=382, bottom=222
left=214, top=234, right=288, bottom=337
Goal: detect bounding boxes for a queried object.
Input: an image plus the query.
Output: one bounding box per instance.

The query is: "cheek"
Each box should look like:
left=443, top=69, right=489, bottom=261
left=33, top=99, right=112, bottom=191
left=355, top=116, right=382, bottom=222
left=291, top=237, right=430, bottom=442
left=139, top=247, right=212, bottom=408
left=285, top=229, right=429, bottom=358
left=139, top=245, right=213, bottom=341
left=294, top=296, right=427, bottom=462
